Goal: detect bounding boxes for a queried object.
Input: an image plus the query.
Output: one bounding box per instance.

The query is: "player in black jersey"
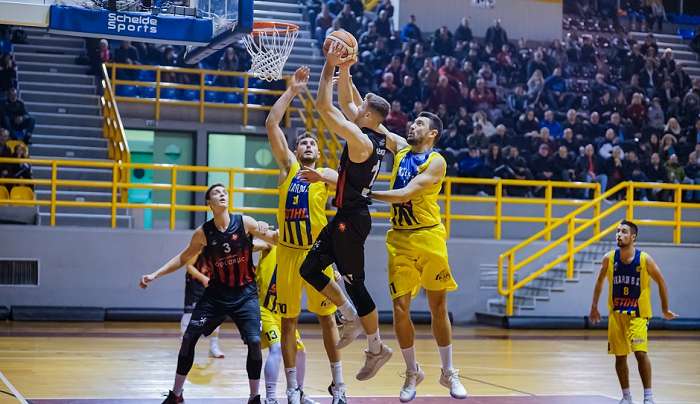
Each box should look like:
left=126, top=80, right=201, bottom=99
left=298, top=42, right=394, bottom=391
left=140, top=183, right=278, bottom=404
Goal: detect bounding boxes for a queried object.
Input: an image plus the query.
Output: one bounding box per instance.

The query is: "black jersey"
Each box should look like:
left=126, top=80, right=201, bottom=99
left=201, top=214, right=255, bottom=289
left=333, top=127, right=387, bottom=211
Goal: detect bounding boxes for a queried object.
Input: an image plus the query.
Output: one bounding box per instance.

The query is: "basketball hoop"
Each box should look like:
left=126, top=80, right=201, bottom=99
left=242, top=21, right=299, bottom=82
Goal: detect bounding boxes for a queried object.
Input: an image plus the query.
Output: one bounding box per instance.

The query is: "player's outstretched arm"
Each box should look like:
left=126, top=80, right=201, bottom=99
left=266, top=66, right=310, bottom=180
left=371, top=156, right=445, bottom=204
left=242, top=215, right=278, bottom=245
left=646, top=255, right=678, bottom=320
left=377, top=125, right=409, bottom=155
left=337, top=60, right=359, bottom=120
left=298, top=167, right=339, bottom=189
left=316, top=43, right=372, bottom=162
left=140, top=228, right=206, bottom=289
left=588, top=253, right=609, bottom=324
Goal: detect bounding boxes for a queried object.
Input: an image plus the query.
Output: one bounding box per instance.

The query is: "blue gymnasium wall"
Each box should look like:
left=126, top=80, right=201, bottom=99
left=1, top=225, right=699, bottom=323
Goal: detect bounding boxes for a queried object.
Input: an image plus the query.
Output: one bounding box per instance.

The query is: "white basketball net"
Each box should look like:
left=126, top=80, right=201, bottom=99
left=243, top=26, right=299, bottom=82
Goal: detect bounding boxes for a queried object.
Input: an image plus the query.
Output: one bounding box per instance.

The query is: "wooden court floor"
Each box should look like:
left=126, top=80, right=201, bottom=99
left=0, top=322, right=698, bottom=404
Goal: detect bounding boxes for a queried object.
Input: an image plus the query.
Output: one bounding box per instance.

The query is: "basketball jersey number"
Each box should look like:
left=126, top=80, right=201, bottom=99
left=361, top=159, right=382, bottom=197
left=265, top=329, right=278, bottom=342
left=293, top=195, right=299, bottom=205
left=222, top=243, right=231, bottom=253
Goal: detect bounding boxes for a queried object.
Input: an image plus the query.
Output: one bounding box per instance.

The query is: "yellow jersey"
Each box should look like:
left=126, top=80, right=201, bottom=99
left=277, top=161, right=330, bottom=249
left=607, top=249, right=652, bottom=318
left=389, top=147, right=445, bottom=230
left=257, top=246, right=278, bottom=313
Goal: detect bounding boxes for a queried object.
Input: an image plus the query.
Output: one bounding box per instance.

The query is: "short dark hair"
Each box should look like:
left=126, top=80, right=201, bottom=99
left=365, top=93, right=391, bottom=119
left=294, top=131, right=318, bottom=148
left=205, top=183, right=226, bottom=203
left=620, top=220, right=638, bottom=237
left=418, top=111, right=443, bottom=144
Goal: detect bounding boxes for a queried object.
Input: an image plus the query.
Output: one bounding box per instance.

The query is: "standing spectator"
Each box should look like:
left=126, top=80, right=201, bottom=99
left=376, top=0, right=394, bottom=18
left=400, top=14, right=422, bottom=43
left=454, top=17, right=473, bottom=43
left=432, top=26, right=454, bottom=56
left=577, top=144, right=608, bottom=197
left=375, top=10, right=392, bottom=38
left=3, top=88, right=34, bottom=144
left=0, top=53, right=16, bottom=95
left=314, top=3, right=334, bottom=41
left=335, top=4, right=359, bottom=37
left=395, top=75, right=420, bottom=112
left=485, top=19, right=509, bottom=51
left=648, top=0, right=666, bottom=32
left=385, top=100, right=408, bottom=136
left=216, top=47, right=240, bottom=87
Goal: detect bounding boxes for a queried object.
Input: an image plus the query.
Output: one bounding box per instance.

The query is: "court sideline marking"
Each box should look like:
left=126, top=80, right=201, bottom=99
left=0, top=370, right=29, bottom=404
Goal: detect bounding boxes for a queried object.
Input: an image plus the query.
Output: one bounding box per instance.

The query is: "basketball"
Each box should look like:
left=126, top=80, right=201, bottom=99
left=323, top=30, right=358, bottom=62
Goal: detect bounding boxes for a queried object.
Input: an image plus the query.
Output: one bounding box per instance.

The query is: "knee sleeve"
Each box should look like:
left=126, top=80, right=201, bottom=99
left=246, top=340, right=263, bottom=380
left=300, top=254, right=331, bottom=292
left=176, top=330, right=202, bottom=375
left=344, top=280, right=376, bottom=317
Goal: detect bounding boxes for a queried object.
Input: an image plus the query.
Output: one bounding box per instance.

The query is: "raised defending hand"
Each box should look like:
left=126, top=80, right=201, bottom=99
left=589, top=306, right=601, bottom=324
left=291, top=66, right=310, bottom=94
left=298, top=168, right=324, bottom=183
left=139, top=273, right=156, bottom=289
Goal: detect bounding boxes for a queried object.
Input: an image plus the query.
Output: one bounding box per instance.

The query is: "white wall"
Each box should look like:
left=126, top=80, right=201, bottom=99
left=396, top=0, right=563, bottom=43
left=0, top=0, right=52, bottom=27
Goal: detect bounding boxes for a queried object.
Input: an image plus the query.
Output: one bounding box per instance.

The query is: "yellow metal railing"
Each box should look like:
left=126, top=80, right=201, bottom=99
left=105, top=63, right=299, bottom=126
left=100, top=64, right=130, bottom=204
left=497, top=181, right=700, bottom=316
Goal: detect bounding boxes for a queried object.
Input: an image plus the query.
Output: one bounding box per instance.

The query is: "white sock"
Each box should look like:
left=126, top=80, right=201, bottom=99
left=296, top=349, right=306, bottom=390
left=249, top=379, right=260, bottom=398
left=180, top=313, right=192, bottom=335
left=367, top=330, right=382, bottom=354
left=209, top=335, right=219, bottom=347
left=173, top=373, right=187, bottom=395
left=644, top=388, right=652, bottom=398
left=337, top=300, right=357, bottom=320
left=401, top=346, right=417, bottom=371
left=330, top=361, right=344, bottom=386
left=438, top=344, right=453, bottom=371
left=285, top=367, right=298, bottom=390
left=265, top=343, right=282, bottom=398
left=622, top=388, right=632, bottom=399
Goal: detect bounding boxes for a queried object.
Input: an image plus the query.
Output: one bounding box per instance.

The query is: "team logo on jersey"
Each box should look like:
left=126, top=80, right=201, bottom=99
left=338, top=222, right=346, bottom=232
left=232, top=234, right=239, bottom=241
left=435, top=270, right=451, bottom=282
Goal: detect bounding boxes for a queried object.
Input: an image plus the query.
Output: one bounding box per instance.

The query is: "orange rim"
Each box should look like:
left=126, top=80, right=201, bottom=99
left=250, top=21, right=299, bottom=36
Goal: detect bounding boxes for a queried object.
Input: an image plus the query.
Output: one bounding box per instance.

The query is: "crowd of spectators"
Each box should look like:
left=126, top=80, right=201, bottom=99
left=0, top=25, right=33, bottom=191
left=302, top=0, right=700, bottom=201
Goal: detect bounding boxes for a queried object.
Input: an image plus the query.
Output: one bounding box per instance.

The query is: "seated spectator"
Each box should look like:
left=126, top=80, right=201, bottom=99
left=560, top=128, right=580, bottom=152
left=326, top=0, right=343, bottom=15
left=527, top=51, right=549, bottom=80
left=605, top=146, right=627, bottom=194
left=376, top=0, right=394, bottom=18
left=527, top=69, right=545, bottom=103
left=467, top=123, right=489, bottom=150
left=0, top=53, right=17, bottom=96
left=385, top=100, right=408, bottom=136
left=540, top=110, right=563, bottom=139
left=529, top=143, right=555, bottom=195
left=506, top=85, right=529, bottom=119
left=216, top=47, right=240, bottom=87
left=358, top=22, right=379, bottom=53
left=3, top=89, right=34, bottom=144
left=639, top=59, right=661, bottom=96
left=457, top=148, right=485, bottom=186
left=418, top=58, right=439, bottom=90
left=664, top=117, right=682, bottom=137
left=647, top=97, right=665, bottom=131
left=625, top=92, right=646, bottom=132
left=685, top=151, right=700, bottom=202
left=314, top=3, right=334, bottom=41
left=489, top=124, right=513, bottom=148
left=469, top=79, right=496, bottom=113
left=8, top=142, right=31, bottom=182
left=517, top=110, right=540, bottom=137
left=643, top=152, right=666, bottom=200
left=347, top=0, right=364, bottom=20
left=429, top=75, right=459, bottom=112
left=543, top=67, right=574, bottom=111
left=376, top=72, right=397, bottom=103
left=691, top=28, right=700, bottom=57
left=477, top=63, right=497, bottom=90
left=483, top=143, right=507, bottom=178
left=503, top=146, right=534, bottom=195
left=666, top=153, right=694, bottom=199
left=576, top=144, right=608, bottom=197
left=584, top=111, right=606, bottom=143
left=115, top=41, right=139, bottom=65
left=401, top=14, right=422, bottom=43
left=472, top=111, right=496, bottom=137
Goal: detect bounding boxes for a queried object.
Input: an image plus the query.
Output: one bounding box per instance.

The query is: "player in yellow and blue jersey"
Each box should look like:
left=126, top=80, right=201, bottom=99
left=590, top=220, right=677, bottom=404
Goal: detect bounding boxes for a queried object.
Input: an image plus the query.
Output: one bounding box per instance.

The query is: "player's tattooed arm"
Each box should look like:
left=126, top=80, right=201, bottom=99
left=371, top=156, right=445, bottom=204
left=645, top=255, right=678, bottom=320
left=242, top=215, right=278, bottom=245
left=588, top=252, right=610, bottom=324
left=140, top=228, right=206, bottom=288
left=298, top=167, right=338, bottom=189
left=266, top=66, right=310, bottom=181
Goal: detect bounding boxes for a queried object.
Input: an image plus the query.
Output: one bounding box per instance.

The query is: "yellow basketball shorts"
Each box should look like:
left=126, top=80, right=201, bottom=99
left=260, top=307, right=304, bottom=350
left=276, top=245, right=336, bottom=318
left=386, top=224, right=458, bottom=300
left=608, top=312, right=649, bottom=355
